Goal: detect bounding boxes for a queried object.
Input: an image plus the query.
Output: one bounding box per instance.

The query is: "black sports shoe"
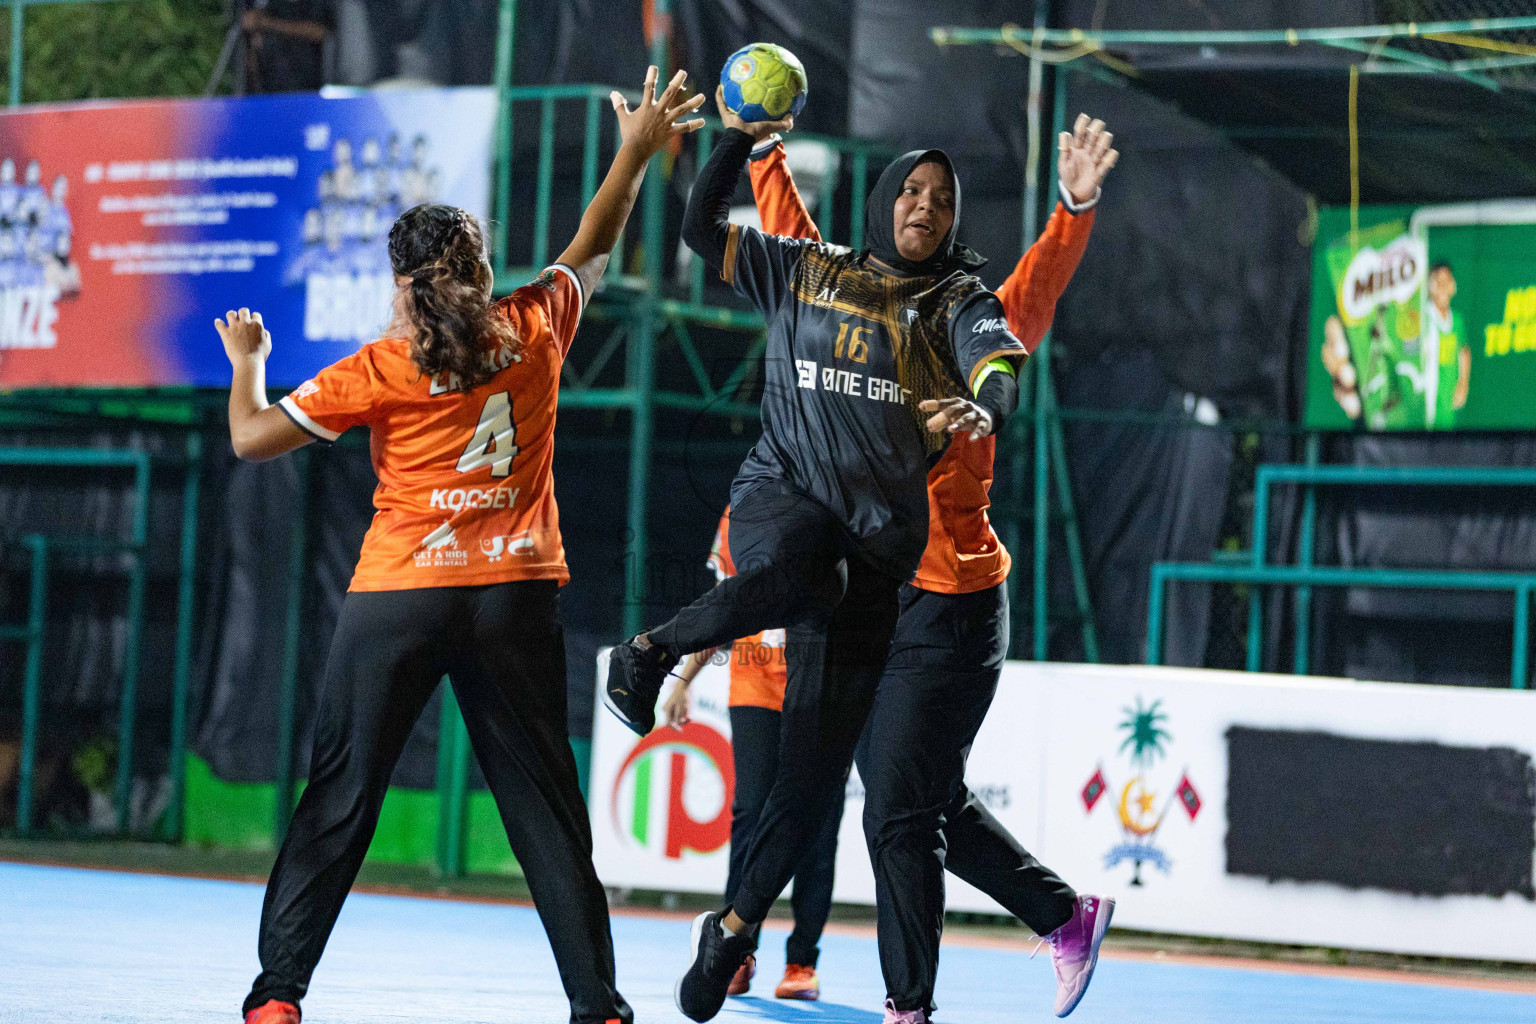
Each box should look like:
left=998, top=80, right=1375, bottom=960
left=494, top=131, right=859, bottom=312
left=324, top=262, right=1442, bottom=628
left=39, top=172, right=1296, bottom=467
left=675, top=910, right=758, bottom=1022
left=604, top=636, right=677, bottom=736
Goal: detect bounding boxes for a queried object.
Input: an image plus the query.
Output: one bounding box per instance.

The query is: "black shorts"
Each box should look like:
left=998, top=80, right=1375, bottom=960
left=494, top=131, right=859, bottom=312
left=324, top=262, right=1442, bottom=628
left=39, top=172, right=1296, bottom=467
left=887, top=580, right=1010, bottom=673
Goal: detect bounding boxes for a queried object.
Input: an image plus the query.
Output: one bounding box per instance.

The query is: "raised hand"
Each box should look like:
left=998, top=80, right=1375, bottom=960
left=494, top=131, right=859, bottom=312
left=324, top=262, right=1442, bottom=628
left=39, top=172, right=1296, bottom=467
left=1059, top=113, right=1119, bottom=207
left=715, top=85, right=794, bottom=144
left=611, top=66, right=707, bottom=159
left=919, top=396, right=995, bottom=441
left=215, top=307, right=272, bottom=366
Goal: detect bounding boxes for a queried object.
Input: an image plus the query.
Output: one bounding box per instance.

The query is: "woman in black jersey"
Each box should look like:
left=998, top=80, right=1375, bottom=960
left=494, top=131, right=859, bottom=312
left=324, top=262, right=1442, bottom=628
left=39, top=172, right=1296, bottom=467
left=604, top=121, right=1029, bottom=1024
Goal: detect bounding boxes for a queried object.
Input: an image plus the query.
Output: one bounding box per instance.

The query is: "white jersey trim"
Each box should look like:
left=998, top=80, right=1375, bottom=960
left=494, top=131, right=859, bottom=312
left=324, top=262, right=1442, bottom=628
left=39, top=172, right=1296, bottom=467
left=278, top=395, right=341, bottom=442
left=1060, top=181, right=1100, bottom=213
left=548, top=262, right=586, bottom=311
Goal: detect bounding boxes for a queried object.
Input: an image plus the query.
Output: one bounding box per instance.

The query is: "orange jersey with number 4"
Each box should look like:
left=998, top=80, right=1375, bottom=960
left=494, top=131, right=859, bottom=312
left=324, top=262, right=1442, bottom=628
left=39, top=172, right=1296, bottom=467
left=278, top=264, right=584, bottom=592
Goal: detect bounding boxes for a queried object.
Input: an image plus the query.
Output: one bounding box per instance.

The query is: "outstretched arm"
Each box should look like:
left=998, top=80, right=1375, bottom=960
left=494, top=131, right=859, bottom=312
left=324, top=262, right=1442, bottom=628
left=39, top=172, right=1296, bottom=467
left=682, top=92, right=793, bottom=274
left=996, top=113, right=1118, bottom=353
left=556, top=67, right=706, bottom=296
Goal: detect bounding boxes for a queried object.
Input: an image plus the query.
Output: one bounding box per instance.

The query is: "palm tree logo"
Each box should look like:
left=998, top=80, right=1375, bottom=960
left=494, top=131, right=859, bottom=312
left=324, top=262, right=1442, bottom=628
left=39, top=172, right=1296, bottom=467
left=1082, top=696, right=1202, bottom=887
left=1118, top=697, right=1170, bottom=770
left=1115, top=698, right=1172, bottom=886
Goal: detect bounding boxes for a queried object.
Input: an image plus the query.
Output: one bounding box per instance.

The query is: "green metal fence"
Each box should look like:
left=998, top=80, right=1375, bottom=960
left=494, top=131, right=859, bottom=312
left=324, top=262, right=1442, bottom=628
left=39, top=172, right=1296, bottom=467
left=3, top=533, right=47, bottom=834
left=1, top=440, right=202, bottom=838
left=1147, top=561, right=1534, bottom=690
left=489, top=84, right=638, bottom=286
left=1146, top=461, right=1536, bottom=688
left=1252, top=462, right=1536, bottom=677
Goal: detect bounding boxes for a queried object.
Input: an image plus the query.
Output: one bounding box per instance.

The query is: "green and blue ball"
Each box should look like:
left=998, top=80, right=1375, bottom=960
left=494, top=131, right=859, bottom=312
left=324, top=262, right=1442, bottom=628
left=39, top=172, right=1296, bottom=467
left=720, top=43, right=808, bottom=123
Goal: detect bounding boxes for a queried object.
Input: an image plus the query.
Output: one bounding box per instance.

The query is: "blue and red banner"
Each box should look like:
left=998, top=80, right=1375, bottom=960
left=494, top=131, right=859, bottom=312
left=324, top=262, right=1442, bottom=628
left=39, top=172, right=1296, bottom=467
left=0, top=87, right=496, bottom=389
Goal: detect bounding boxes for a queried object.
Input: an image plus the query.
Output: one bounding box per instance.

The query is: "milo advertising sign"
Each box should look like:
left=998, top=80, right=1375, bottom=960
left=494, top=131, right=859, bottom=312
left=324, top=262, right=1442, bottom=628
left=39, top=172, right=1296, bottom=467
left=1308, top=201, right=1536, bottom=431
left=1322, top=222, right=1428, bottom=429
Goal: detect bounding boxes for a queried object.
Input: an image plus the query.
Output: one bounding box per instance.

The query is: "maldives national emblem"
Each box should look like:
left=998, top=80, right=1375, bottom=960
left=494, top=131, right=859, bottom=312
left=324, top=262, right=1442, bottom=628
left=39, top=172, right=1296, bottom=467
left=1081, top=696, right=1201, bottom=886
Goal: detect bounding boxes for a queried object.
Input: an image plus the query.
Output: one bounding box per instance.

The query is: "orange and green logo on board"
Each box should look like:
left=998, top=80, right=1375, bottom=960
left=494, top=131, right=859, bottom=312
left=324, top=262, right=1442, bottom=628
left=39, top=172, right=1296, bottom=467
left=611, top=722, right=735, bottom=859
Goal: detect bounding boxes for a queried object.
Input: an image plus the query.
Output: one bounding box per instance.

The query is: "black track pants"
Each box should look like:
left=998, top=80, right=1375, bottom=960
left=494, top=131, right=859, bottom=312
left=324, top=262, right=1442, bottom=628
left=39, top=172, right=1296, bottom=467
left=243, top=581, right=631, bottom=1024
left=724, top=704, right=844, bottom=968
left=648, top=479, right=901, bottom=925
left=858, top=582, right=1075, bottom=1013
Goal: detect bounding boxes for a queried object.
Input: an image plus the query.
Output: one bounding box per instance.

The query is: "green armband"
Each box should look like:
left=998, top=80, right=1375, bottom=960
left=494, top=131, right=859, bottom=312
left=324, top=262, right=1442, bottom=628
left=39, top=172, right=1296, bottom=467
left=972, top=357, right=1017, bottom=396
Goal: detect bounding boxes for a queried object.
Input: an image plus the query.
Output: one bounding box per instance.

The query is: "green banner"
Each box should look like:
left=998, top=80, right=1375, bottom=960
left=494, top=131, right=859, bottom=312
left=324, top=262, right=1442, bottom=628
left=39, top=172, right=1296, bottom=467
left=1307, top=202, right=1536, bottom=431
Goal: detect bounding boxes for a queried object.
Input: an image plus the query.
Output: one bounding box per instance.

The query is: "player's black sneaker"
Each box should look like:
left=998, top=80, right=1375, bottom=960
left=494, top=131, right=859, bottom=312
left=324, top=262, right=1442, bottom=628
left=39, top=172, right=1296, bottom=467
left=603, top=636, right=677, bottom=736
left=675, top=910, right=758, bottom=1022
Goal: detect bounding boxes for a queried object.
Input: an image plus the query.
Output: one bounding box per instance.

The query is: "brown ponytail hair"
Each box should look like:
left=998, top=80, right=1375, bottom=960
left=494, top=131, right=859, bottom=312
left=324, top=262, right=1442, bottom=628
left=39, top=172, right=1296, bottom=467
left=387, top=204, right=519, bottom=391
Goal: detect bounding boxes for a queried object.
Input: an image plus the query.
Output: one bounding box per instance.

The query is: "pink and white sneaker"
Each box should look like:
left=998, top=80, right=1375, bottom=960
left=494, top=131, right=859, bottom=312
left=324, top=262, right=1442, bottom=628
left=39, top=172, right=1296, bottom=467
left=1040, top=893, right=1115, bottom=1017
left=881, top=998, right=929, bottom=1024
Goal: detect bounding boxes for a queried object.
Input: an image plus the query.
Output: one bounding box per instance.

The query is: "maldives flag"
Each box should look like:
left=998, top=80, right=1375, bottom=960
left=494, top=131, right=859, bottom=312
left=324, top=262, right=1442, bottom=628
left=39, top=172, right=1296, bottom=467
left=1081, top=767, right=1107, bottom=812
left=1176, top=773, right=1202, bottom=820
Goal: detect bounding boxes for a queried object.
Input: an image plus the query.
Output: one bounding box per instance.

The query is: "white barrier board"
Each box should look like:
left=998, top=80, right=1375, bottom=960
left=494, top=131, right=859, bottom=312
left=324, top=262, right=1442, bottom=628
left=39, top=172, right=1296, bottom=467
left=590, top=655, right=1536, bottom=961
left=1024, top=662, right=1536, bottom=961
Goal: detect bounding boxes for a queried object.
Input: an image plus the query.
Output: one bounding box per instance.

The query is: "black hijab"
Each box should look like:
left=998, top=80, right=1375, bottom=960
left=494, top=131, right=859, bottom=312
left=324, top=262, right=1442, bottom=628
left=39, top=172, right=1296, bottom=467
left=862, top=148, right=986, bottom=277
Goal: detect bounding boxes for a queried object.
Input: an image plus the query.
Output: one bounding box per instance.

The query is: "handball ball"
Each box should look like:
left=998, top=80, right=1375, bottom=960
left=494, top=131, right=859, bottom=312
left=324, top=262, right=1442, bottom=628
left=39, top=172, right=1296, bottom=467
left=720, top=43, right=807, bottom=122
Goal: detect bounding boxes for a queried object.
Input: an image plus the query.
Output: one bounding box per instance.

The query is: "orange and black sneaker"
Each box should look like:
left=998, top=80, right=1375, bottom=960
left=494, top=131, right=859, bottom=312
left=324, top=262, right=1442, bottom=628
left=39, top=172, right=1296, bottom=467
left=244, top=1000, right=300, bottom=1024
left=727, top=953, right=756, bottom=996
left=775, top=963, right=820, bottom=1001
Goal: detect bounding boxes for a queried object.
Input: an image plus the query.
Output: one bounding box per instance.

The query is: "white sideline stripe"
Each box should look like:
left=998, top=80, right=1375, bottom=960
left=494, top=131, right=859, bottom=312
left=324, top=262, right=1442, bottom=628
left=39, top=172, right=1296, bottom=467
left=278, top=395, right=341, bottom=442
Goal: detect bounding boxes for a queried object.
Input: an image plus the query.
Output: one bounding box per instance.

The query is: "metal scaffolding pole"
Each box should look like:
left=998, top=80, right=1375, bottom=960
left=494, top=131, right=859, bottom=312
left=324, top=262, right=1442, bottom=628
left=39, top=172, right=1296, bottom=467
left=624, top=0, right=671, bottom=639
left=930, top=16, right=1536, bottom=93
left=491, top=0, right=517, bottom=270
left=164, top=430, right=204, bottom=840
left=931, top=16, right=1536, bottom=48
left=1006, top=0, right=1049, bottom=661
left=12, top=535, right=47, bottom=836
left=1031, top=65, right=1067, bottom=660
left=112, top=453, right=153, bottom=833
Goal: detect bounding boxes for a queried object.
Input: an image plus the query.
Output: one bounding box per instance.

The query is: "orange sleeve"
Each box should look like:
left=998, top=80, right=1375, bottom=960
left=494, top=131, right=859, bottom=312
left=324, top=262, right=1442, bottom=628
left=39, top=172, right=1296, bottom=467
left=502, top=263, right=585, bottom=359
left=707, top=507, right=735, bottom=580
left=278, top=347, right=377, bottom=442
left=994, top=202, right=1095, bottom=355
left=747, top=141, right=822, bottom=242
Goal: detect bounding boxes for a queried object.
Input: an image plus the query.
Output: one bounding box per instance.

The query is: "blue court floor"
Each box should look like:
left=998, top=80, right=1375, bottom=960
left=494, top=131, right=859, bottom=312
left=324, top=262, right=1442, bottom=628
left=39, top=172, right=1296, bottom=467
left=2, top=863, right=1534, bottom=1024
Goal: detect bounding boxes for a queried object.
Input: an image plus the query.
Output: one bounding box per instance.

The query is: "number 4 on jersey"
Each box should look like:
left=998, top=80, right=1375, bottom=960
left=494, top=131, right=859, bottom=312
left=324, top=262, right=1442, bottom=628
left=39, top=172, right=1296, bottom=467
left=457, top=391, right=518, bottom=477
